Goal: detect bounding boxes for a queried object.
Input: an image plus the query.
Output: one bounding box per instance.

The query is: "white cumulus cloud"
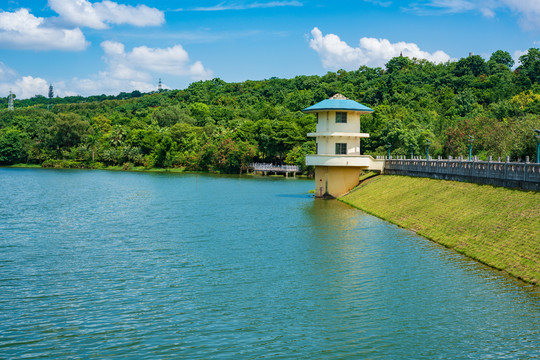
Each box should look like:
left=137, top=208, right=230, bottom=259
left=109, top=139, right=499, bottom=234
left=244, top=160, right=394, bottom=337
left=0, top=75, right=50, bottom=99
left=0, top=39, right=213, bottom=98
left=411, top=0, right=540, bottom=30
left=0, top=8, right=88, bottom=51
left=101, top=40, right=213, bottom=79
left=0, top=62, right=51, bottom=99
left=48, top=0, right=165, bottom=29
left=500, top=0, right=540, bottom=31
left=57, top=41, right=212, bottom=97
left=308, top=27, right=451, bottom=70
left=69, top=76, right=157, bottom=96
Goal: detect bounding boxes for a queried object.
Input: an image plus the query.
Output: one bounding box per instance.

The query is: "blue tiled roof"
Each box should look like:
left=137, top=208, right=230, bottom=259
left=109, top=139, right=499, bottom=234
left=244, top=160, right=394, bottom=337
left=303, top=99, right=374, bottom=113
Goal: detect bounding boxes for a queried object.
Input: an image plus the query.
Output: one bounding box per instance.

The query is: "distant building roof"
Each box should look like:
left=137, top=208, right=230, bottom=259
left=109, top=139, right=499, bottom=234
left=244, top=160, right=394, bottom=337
left=303, top=94, right=374, bottom=113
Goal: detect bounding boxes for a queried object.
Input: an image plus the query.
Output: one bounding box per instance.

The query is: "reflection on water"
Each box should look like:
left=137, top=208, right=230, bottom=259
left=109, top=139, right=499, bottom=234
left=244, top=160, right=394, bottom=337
left=0, top=168, right=538, bottom=359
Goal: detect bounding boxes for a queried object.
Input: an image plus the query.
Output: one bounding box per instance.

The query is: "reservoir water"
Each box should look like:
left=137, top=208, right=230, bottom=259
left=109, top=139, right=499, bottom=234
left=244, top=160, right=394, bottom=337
left=1, top=168, right=539, bottom=359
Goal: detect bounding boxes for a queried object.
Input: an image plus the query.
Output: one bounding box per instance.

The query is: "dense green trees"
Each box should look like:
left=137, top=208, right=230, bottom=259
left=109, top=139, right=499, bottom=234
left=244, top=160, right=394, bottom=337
left=1, top=48, right=540, bottom=171
left=517, top=48, right=540, bottom=84
left=0, top=129, right=28, bottom=164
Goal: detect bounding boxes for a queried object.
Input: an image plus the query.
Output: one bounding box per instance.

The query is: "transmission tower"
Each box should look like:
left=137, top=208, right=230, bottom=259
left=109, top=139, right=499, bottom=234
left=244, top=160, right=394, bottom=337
left=8, top=90, right=14, bottom=111
left=158, top=78, right=162, bottom=92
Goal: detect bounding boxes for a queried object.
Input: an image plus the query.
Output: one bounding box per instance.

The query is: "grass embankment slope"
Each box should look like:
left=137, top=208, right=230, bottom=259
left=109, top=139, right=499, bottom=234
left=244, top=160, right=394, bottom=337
left=340, top=175, right=540, bottom=285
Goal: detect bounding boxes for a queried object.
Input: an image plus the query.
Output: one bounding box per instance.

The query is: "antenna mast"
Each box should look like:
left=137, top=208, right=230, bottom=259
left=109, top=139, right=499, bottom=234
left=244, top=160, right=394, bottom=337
left=158, top=78, right=162, bottom=92
left=8, top=90, right=14, bottom=111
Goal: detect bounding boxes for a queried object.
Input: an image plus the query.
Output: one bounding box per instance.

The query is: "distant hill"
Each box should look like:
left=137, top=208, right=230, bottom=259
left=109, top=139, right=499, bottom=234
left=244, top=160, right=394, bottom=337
left=1, top=49, right=539, bottom=171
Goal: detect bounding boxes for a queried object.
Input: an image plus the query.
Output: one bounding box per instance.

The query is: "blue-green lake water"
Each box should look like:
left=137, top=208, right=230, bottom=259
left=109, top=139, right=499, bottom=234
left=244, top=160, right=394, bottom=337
left=1, top=168, right=539, bottom=359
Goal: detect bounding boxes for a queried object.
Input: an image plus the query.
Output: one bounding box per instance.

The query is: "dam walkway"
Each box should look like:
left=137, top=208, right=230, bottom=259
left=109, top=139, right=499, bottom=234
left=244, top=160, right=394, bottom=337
left=382, top=156, right=540, bottom=191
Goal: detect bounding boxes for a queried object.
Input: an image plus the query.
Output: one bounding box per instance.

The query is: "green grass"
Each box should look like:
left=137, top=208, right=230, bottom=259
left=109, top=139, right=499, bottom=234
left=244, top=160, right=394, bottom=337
left=340, top=175, right=540, bottom=285
left=7, top=163, right=42, bottom=168
left=4, top=163, right=187, bottom=173
left=358, top=170, right=379, bottom=182
left=102, top=165, right=186, bottom=173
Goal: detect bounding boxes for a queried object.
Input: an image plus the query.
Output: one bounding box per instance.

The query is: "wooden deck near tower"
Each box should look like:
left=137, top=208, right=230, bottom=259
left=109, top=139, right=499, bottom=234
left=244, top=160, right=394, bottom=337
left=249, top=163, right=299, bottom=177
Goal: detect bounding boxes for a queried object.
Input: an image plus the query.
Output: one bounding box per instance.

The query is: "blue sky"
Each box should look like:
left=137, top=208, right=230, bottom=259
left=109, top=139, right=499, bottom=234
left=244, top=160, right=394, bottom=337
left=0, top=0, right=539, bottom=98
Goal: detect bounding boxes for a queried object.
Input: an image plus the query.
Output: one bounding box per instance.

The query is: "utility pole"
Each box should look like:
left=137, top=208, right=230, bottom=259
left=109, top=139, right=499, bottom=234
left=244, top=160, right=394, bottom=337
left=468, top=135, right=474, bottom=161
left=534, top=130, right=540, bottom=163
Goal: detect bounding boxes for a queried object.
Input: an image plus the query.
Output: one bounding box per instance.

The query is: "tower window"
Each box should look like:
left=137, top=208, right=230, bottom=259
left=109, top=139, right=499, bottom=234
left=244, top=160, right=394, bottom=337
left=335, top=143, right=347, bottom=155
left=336, top=112, right=347, bottom=123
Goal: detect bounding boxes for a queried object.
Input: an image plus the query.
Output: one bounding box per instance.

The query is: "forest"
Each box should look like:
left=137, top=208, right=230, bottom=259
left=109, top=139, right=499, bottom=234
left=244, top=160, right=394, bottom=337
left=1, top=49, right=539, bottom=174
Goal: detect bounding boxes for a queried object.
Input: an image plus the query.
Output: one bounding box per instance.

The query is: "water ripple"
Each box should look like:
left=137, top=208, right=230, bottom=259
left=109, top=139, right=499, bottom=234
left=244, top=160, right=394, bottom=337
left=0, top=169, right=538, bottom=359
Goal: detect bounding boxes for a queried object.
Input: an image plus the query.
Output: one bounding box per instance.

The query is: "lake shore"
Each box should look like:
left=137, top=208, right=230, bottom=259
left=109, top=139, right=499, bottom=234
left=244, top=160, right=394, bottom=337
left=339, top=175, right=540, bottom=285
left=3, top=163, right=312, bottom=178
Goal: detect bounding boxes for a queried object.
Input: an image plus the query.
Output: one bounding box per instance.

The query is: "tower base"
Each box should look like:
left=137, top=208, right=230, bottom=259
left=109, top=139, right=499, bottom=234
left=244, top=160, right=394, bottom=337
left=314, top=166, right=363, bottom=198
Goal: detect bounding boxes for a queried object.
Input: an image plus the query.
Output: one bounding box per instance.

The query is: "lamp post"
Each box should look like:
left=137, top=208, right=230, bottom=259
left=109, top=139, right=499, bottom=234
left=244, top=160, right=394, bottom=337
left=425, top=139, right=431, bottom=160
left=386, top=143, right=392, bottom=159
left=410, top=144, right=414, bottom=159
left=468, top=135, right=474, bottom=161
left=535, top=129, right=540, bottom=163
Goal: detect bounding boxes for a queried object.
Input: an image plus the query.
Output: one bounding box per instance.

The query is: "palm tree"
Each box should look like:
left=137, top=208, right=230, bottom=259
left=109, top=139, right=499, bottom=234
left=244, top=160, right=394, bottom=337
left=86, top=134, right=98, bottom=161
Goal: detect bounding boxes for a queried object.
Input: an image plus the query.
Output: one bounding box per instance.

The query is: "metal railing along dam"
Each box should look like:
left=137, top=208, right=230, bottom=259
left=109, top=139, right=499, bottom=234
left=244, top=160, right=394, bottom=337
left=382, top=156, right=540, bottom=191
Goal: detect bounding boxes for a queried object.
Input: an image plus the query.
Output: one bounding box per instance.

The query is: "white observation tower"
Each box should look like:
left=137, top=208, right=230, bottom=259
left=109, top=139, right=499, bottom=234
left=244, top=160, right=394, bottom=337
left=303, top=94, right=384, bottom=198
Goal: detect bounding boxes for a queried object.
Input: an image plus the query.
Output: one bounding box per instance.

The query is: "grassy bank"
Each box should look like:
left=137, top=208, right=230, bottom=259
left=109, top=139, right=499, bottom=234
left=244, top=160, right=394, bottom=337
left=340, top=175, right=540, bottom=285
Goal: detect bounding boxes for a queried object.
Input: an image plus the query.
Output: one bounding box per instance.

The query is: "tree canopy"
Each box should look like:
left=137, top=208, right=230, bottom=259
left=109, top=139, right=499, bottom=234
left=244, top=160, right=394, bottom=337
left=1, top=49, right=539, bottom=172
